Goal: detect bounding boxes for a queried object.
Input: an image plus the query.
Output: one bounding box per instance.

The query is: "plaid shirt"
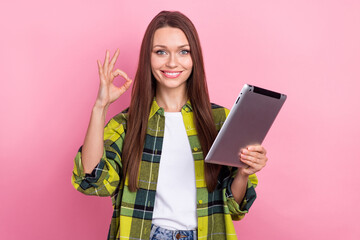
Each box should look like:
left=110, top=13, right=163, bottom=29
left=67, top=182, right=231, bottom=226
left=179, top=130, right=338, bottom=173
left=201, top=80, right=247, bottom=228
left=72, top=99, right=258, bottom=240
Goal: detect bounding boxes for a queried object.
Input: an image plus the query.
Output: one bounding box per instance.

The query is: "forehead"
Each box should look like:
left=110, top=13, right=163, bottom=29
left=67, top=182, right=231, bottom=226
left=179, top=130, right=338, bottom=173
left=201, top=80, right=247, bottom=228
left=152, top=27, right=189, bottom=47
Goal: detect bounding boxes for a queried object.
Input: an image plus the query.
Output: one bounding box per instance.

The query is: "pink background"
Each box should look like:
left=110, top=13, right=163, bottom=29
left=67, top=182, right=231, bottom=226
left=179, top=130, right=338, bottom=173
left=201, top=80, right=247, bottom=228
left=1, top=0, right=359, bottom=239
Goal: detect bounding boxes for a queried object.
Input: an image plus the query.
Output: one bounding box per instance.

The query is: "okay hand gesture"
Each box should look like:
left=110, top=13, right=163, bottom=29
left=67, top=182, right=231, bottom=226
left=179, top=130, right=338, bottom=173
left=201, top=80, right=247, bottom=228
left=95, top=49, right=132, bottom=108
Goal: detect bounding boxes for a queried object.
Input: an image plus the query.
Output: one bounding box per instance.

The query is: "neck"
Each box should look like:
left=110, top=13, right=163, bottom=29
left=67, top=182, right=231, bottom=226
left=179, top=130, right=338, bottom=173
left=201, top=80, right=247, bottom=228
left=155, top=86, right=188, bottom=112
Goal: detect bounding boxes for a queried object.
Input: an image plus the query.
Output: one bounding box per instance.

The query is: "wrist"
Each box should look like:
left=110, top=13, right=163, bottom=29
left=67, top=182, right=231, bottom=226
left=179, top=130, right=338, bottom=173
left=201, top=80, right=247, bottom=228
left=92, top=102, right=108, bottom=119
left=235, top=170, right=249, bottom=181
left=93, top=100, right=109, bottom=112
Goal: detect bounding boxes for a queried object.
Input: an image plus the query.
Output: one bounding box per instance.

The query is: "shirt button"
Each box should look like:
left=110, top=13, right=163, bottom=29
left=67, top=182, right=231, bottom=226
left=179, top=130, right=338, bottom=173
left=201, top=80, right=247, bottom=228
left=185, top=107, right=190, bottom=112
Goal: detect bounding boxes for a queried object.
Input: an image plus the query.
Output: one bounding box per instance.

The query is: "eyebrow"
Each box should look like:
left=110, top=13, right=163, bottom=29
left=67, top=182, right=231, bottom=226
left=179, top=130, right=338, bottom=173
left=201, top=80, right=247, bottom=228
left=153, top=44, right=190, bottom=48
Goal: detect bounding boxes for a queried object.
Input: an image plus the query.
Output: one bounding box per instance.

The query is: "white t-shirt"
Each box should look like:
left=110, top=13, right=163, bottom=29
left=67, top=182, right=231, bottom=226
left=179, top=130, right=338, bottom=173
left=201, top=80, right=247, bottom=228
left=152, top=112, right=197, bottom=230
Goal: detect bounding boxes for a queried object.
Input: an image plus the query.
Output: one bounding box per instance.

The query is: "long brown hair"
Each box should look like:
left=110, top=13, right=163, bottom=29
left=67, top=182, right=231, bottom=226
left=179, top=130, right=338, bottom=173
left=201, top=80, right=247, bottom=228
left=122, top=11, right=221, bottom=192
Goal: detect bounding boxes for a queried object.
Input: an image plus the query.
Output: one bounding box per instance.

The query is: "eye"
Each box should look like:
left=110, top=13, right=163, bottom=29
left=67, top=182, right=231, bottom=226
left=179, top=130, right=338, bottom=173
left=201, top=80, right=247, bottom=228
left=155, top=50, right=166, bottom=55
left=180, top=50, right=190, bottom=55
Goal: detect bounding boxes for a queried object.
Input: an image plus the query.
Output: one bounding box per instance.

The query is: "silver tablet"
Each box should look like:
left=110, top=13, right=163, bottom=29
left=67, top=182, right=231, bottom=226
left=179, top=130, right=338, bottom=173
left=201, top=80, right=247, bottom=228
left=205, top=84, right=287, bottom=168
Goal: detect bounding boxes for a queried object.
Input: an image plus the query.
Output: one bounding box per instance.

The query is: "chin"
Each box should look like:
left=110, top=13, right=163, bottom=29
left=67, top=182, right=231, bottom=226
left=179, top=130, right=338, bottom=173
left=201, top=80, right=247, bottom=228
left=160, top=80, right=187, bottom=90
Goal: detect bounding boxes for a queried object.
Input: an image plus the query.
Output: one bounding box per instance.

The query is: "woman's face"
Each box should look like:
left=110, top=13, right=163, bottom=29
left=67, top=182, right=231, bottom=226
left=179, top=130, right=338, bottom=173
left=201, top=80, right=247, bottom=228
left=151, top=27, right=193, bottom=92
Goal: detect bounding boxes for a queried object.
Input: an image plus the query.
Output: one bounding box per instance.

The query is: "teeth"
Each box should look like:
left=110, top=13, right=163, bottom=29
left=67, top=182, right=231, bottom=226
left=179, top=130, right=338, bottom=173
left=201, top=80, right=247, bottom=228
left=164, top=71, right=180, bottom=76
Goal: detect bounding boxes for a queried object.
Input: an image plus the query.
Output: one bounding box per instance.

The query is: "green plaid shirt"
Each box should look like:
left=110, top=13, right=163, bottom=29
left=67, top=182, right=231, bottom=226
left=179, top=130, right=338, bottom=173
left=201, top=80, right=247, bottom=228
left=72, top=99, right=258, bottom=240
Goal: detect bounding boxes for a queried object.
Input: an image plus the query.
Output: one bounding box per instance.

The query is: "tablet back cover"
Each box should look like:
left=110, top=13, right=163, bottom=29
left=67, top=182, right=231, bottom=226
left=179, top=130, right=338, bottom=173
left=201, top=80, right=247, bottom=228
left=205, top=84, right=287, bottom=168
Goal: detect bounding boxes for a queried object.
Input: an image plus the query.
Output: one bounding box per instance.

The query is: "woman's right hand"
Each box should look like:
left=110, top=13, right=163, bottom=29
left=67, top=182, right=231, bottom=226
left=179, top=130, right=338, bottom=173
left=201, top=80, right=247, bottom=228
left=95, top=49, right=132, bottom=108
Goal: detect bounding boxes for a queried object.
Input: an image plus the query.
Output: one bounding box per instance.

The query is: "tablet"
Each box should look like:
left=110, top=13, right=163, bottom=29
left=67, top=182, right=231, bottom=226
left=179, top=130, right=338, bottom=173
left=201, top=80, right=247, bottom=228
left=205, top=84, right=287, bottom=168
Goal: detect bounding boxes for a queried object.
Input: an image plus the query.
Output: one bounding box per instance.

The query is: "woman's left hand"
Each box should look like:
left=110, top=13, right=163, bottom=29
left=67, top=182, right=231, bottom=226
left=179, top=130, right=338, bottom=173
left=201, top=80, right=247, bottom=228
left=230, top=145, right=268, bottom=203
left=238, top=145, right=268, bottom=176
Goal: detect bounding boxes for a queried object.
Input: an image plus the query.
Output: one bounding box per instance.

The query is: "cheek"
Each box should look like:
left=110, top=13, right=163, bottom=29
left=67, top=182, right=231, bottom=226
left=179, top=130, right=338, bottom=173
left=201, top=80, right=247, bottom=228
left=150, top=54, right=160, bottom=70
left=151, top=67, right=160, bottom=82
left=150, top=56, right=157, bottom=70
left=151, top=55, right=163, bottom=70
left=184, top=57, right=193, bottom=70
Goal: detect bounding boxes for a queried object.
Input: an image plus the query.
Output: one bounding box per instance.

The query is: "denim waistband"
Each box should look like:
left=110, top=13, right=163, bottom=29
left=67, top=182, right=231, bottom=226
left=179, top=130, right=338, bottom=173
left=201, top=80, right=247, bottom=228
left=150, top=224, right=197, bottom=240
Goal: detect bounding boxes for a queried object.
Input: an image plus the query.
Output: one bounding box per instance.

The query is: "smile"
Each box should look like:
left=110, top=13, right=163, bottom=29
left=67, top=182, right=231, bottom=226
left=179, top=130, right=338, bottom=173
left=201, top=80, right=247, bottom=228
left=161, top=71, right=182, bottom=78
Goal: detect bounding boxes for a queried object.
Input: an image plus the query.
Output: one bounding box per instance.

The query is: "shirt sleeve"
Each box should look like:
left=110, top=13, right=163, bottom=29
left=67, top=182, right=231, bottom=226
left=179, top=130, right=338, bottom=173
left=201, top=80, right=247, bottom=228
left=215, top=106, right=258, bottom=220
left=224, top=168, right=258, bottom=221
left=71, top=114, right=126, bottom=197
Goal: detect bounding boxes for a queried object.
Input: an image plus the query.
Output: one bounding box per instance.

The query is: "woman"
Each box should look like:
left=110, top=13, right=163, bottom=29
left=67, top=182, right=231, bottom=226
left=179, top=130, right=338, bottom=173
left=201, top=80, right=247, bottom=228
left=72, top=11, right=267, bottom=240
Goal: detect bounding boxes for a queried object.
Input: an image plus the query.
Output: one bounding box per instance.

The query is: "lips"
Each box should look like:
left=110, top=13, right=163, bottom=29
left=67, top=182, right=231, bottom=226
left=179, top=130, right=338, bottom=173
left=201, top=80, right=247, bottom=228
left=161, top=71, right=182, bottom=78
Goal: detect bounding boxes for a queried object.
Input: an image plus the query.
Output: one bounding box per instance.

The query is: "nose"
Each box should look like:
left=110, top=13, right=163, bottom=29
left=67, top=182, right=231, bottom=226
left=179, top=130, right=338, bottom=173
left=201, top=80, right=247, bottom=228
left=165, top=53, right=178, bottom=68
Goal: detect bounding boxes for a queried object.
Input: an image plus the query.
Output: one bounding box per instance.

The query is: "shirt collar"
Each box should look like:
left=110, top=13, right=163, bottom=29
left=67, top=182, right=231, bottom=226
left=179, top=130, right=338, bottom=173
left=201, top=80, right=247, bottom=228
left=148, top=98, right=193, bottom=119
left=149, top=98, right=163, bottom=119
left=181, top=100, right=193, bottom=114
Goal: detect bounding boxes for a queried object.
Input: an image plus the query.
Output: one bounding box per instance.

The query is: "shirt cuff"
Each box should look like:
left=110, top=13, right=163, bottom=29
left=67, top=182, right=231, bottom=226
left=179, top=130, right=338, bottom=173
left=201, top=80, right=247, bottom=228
left=226, top=177, right=257, bottom=220
left=72, top=146, right=107, bottom=190
left=79, top=161, right=104, bottom=190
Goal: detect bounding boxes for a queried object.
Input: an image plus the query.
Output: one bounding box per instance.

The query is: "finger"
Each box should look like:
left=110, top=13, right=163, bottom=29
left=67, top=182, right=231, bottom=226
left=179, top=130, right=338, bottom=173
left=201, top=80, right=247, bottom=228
left=111, top=69, right=133, bottom=94
left=112, top=69, right=130, bottom=82
left=240, top=151, right=268, bottom=166
left=118, top=79, right=133, bottom=95
left=247, top=145, right=267, bottom=155
left=240, top=158, right=263, bottom=172
left=97, top=60, right=105, bottom=81
left=103, top=50, right=110, bottom=74
left=240, top=159, right=257, bottom=172
left=240, top=148, right=262, bottom=160
left=240, top=152, right=259, bottom=164
left=97, top=60, right=102, bottom=72
left=108, top=49, right=120, bottom=73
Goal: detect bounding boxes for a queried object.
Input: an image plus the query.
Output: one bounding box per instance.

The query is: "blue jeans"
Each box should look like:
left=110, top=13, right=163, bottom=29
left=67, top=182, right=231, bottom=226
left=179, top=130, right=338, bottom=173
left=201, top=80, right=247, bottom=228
left=149, top=224, right=197, bottom=240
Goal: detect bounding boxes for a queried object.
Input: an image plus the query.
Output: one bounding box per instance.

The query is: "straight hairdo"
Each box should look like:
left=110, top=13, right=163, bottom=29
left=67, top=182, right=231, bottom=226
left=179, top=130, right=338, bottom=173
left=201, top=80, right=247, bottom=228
left=122, top=10, right=221, bottom=192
